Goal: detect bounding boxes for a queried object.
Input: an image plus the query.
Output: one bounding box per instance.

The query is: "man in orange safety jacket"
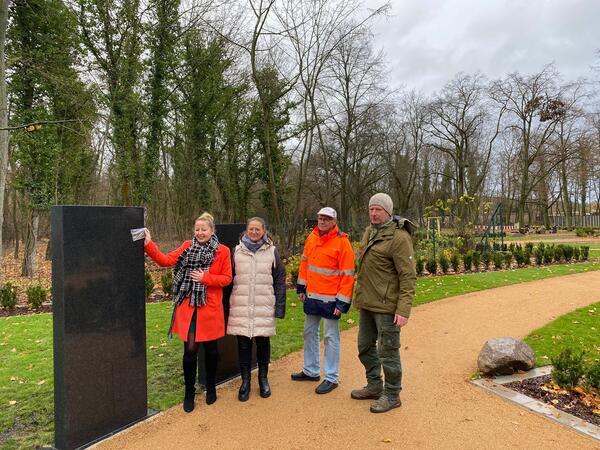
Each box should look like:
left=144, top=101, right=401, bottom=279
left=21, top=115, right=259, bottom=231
left=291, top=207, right=355, bottom=394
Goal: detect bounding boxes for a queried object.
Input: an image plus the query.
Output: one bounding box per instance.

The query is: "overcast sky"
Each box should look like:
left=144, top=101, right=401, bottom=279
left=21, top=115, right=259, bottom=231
left=365, top=0, right=600, bottom=93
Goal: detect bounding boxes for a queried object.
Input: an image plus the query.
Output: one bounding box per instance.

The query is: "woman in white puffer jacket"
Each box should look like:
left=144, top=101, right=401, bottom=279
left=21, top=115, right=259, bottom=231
left=227, top=217, right=286, bottom=401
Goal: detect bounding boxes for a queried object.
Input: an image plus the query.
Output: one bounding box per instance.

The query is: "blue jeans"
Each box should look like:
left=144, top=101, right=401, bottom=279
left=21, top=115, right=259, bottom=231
left=303, top=314, right=340, bottom=383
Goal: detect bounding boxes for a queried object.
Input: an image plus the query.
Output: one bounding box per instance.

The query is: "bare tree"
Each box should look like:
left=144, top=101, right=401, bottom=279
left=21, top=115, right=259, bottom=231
left=0, top=0, right=8, bottom=286
left=320, top=29, right=387, bottom=229
left=491, top=66, right=565, bottom=226
left=427, top=73, right=505, bottom=224
left=276, top=0, right=387, bottom=242
left=382, top=91, right=426, bottom=216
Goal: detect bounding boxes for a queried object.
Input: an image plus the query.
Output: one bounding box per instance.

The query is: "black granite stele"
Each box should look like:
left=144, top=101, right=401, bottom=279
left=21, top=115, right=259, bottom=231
left=196, top=223, right=251, bottom=386
left=52, top=206, right=149, bottom=450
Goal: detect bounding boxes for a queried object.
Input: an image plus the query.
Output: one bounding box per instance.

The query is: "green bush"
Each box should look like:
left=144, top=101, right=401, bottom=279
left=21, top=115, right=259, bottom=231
left=462, top=252, right=473, bottom=272
left=426, top=258, right=437, bottom=275
left=503, top=252, right=513, bottom=268
left=472, top=251, right=481, bottom=271
left=481, top=252, right=492, bottom=270
left=537, top=242, right=545, bottom=254
left=523, top=248, right=531, bottom=266
left=450, top=252, right=461, bottom=272
left=573, top=246, right=581, bottom=260
left=493, top=252, right=503, bottom=269
left=161, top=269, right=173, bottom=295
left=514, top=248, right=525, bottom=266
left=585, top=361, right=600, bottom=389
left=26, top=284, right=47, bottom=309
left=438, top=253, right=450, bottom=274
left=543, top=247, right=554, bottom=265
left=415, top=256, right=425, bottom=276
left=553, top=245, right=564, bottom=263
left=145, top=270, right=154, bottom=299
left=575, top=226, right=597, bottom=237
left=562, top=245, right=574, bottom=261
left=0, top=282, right=18, bottom=310
left=580, top=246, right=590, bottom=260
left=534, top=248, right=543, bottom=266
left=525, top=242, right=534, bottom=254
left=551, top=348, right=585, bottom=389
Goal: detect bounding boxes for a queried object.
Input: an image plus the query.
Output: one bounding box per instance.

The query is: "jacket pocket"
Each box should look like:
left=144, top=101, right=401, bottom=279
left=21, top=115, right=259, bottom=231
left=382, top=281, right=391, bottom=304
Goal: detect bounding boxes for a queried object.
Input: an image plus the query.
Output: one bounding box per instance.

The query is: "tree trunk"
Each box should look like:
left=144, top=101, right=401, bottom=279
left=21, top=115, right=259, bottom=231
left=518, top=163, right=528, bottom=227
left=0, top=0, right=9, bottom=287
left=12, top=189, right=19, bottom=258
left=21, top=209, right=39, bottom=277
left=580, top=181, right=587, bottom=216
left=45, top=237, right=52, bottom=260
left=560, top=159, right=572, bottom=228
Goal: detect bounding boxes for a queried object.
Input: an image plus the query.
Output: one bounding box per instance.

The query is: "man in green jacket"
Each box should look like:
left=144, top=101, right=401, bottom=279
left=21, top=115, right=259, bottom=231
left=351, top=193, right=417, bottom=413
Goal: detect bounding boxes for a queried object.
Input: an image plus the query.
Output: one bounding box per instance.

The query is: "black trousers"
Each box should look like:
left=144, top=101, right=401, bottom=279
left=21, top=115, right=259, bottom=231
left=237, top=335, right=270, bottom=367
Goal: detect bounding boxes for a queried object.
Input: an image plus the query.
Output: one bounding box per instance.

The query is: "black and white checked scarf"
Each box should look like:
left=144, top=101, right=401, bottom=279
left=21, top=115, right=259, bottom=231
left=172, top=235, right=220, bottom=307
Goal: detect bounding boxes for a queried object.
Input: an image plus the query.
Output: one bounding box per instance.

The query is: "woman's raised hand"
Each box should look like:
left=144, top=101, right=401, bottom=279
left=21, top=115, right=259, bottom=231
left=144, top=228, right=152, bottom=245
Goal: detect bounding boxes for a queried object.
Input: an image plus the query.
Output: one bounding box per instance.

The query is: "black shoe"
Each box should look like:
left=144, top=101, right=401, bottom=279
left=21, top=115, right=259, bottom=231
left=258, top=364, right=271, bottom=398
left=315, top=380, right=338, bottom=394
left=205, top=386, right=217, bottom=405
left=291, top=371, right=320, bottom=381
left=238, top=366, right=251, bottom=402
left=183, top=389, right=195, bottom=413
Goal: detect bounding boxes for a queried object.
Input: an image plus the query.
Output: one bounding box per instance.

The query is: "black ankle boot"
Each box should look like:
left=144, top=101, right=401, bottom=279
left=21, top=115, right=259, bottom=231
left=258, top=364, right=271, bottom=398
left=205, top=385, right=217, bottom=404
left=204, top=342, right=218, bottom=405
left=183, top=386, right=195, bottom=412
left=238, top=366, right=251, bottom=401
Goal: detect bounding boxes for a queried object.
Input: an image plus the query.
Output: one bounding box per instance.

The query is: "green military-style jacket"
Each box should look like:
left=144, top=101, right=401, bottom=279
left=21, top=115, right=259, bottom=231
left=353, top=218, right=417, bottom=318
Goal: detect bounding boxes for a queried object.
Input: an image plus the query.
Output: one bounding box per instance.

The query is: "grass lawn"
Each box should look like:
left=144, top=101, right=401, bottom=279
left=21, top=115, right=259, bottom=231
left=524, top=301, right=600, bottom=367
left=2, top=260, right=600, bottom=448
left=415, top=261, right=600, bottom=306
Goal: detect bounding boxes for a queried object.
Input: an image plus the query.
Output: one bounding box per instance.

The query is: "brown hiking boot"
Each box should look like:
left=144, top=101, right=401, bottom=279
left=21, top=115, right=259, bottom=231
left=370, top=395, right=401, bottom=413
left=350, top=385, right=383, bottom=400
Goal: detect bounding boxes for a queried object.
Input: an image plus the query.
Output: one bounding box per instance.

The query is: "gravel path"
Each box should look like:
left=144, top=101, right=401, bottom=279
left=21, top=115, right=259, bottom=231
left=95, top=271, right=600, bottom=449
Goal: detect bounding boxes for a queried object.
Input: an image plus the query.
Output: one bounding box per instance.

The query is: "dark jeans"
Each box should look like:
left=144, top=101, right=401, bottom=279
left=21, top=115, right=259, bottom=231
left=357, top=309, right=402, bottom=399
left=237, top=335, right=271, bottom=367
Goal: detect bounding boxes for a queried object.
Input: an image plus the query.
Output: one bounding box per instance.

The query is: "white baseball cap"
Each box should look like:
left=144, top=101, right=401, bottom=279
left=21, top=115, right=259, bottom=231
left=317, top=207, right=337, bottom=219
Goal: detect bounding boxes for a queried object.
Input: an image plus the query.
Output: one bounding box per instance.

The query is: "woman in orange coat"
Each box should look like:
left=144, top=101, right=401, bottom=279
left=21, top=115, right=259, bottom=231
left=144, top=212, right=232, bottom=413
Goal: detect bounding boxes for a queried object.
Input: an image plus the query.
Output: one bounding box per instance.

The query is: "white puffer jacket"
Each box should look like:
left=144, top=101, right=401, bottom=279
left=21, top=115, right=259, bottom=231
left=227, top=241, right=279, bottom=337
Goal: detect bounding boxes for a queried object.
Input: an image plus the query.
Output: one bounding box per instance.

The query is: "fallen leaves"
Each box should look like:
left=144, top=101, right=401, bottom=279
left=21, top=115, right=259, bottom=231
left=382, top=438, right=392, bottom=443
left=346, top=318, right=355, bottom=324
left=37, top=379, right=46, bottom=385
left=8, top=400, right=16, bottom=406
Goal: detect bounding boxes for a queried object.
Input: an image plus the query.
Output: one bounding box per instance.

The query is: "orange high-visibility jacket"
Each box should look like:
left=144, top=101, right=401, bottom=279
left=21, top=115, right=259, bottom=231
left=296, top=225, right=355, bottom=317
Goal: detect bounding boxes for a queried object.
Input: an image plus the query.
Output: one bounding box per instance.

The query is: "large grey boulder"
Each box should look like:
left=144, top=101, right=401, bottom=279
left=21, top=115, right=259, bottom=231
left=477, top=337, right=535, bottom=376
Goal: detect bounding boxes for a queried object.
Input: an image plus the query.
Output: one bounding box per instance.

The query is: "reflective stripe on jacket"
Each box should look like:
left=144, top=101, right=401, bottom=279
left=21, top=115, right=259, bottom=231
left=296, top=225, right=355, bottom=319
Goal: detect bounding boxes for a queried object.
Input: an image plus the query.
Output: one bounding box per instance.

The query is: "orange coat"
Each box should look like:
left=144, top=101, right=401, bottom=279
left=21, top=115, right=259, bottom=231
left=145, top=240, right=232, bottom=342
left=296, top=225, right=355, bottom=319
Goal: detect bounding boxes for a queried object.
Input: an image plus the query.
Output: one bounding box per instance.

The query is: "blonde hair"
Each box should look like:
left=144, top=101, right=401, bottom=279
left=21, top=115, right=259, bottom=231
left=195, top=212, right=215, bottom=231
